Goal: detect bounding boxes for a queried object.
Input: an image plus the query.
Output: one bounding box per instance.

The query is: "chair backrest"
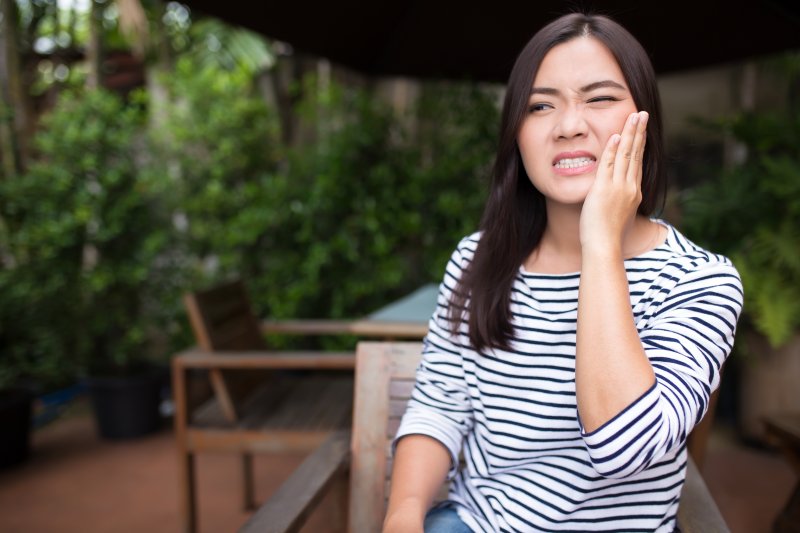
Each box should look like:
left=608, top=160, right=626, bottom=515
left=184, top=279, right=266, bottom=351
left=348, top=341, right=721, bottom=532
left=182, top=279, right=269, bottom=422
left=349, top=341, right=422, bottom=532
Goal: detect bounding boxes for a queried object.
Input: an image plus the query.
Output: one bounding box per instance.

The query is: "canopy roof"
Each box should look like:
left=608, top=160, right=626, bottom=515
left=180, top=0, right=800, bottom=82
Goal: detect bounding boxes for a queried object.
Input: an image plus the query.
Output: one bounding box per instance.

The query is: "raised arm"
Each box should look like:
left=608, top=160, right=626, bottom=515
left=576, top=112, right=743, bottom=478
left=576, top=111, right=655, bottom=434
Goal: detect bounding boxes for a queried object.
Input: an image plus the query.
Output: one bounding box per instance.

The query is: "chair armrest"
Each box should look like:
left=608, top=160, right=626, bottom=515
left=677, top=456, right=729, bottom=532
left=173, top=348, right=355, bottom=370
left=261, top=319, right=356, bottom=335
left=349, top=319, right=428, bottom=339
left=239, top=429, right=352, bottom=533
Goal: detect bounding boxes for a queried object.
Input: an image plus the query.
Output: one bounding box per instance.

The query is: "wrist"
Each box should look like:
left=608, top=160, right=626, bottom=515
left=581, top=241, right=623, bottom=264
left=384, top=498, right=427, bottom=526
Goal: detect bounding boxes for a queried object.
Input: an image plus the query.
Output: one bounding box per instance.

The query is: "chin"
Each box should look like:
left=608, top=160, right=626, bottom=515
left=549, top=182, right=593, bottom=206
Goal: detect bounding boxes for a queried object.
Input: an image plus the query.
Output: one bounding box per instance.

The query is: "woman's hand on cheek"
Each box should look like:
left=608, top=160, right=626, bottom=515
left=579, top=111, right=649, bottom=255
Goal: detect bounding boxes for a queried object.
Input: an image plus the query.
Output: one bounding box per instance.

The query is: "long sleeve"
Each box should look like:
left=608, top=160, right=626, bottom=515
left=394, top=237, right=476, bottom=479
left=580, top=258, right=744, bottom=478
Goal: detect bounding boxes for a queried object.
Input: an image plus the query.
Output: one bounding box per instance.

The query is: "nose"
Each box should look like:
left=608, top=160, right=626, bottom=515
left=554, top=105, right=587, bottom=140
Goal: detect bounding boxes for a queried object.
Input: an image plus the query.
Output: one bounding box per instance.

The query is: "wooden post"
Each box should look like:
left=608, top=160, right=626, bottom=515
left=173, top=358, right=197, bottom=533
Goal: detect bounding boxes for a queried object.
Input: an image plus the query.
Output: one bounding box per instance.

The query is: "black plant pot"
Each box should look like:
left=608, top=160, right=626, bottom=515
left=85, top=367, right=167, bottom=440
left=0, top=387, right=34, bottom=469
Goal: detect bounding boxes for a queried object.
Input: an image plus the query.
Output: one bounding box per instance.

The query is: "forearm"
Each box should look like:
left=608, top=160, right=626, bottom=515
left=576, top=246, right=655, bottom=433
left=383, top=434, right=452, bottom=532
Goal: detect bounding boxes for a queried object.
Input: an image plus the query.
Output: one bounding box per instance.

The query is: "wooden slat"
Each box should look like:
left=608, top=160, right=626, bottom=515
left=387, top=418, right=401, bottom=438
left=349, top=320, right=428, bottom=339
left=390, top=343, right=423, bottom=377
left=349, top=342, right=424, bottom=532
left=193, top=377, right=293, bottom=428
left=174, top=349, right=355, bottom=369
left=172, top=357, right=197, bottom=533
left=350, top=343, right=393, bottom=532
left=389, top=399, right=410, bottom=418
left=238, top=430, right=351, bottom=533
left=262, top=319, right=356, bottom=335
left=191, top=374, right=353, bottom=432
left=184, top=280, right=266, bottom=351
left=248, top=376, right=352, bottom=431
left=208, top=369, right=238, bottom=423
left=389, top=379, right=415, bottom=398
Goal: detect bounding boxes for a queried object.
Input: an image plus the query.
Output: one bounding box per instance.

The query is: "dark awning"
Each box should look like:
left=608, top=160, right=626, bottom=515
left=178, top=0, right=800, bottom=82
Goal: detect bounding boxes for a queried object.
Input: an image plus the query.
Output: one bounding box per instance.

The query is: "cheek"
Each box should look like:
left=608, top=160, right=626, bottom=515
left=610, top=107, right=638, bottom=133
left=517, top=128, right=546, bottom=167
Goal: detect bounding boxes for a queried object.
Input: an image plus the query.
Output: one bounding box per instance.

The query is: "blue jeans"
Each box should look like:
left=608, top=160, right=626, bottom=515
left=424, top=503, right=472, bottom=533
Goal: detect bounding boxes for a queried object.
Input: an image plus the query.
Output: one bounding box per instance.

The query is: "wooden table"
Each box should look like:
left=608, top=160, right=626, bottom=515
left=349, top=283, right=438, bottom=339
left=764, top=413, right=800, bottom=533
left=262, top=284, right=438, bottom=340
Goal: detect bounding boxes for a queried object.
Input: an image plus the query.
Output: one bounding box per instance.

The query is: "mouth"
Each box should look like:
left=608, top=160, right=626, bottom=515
left=552, top=152, right=597, bottom=175
left=553, top=156, right=596, bottom=169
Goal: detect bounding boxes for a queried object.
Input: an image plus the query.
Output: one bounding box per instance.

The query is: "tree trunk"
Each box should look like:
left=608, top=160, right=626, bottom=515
left=86, top=0, right=104, bottom=90
left=0, top=0, right=28, bottom=176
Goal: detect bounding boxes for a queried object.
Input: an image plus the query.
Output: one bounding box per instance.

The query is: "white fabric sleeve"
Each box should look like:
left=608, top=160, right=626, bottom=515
left=393, top=239, right=475, bottom=480
left=580, top=259, right=744, bottom=478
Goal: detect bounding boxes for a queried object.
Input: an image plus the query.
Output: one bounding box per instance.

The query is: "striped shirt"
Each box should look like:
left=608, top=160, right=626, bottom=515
left=394, top=220, right=743, bottom=532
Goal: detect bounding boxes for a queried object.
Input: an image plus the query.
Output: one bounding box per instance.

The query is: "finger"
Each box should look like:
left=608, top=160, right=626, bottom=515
left=636, top=134, right=647, bottom=187
left=598, top=133, right=622, bottom=181
left=626, top=111, right=649, bottom=185
left=613, top=112, right=639, bottom=182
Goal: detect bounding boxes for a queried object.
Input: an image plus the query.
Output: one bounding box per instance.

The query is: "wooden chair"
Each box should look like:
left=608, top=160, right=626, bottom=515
left=172, top=279, right=357, bottom=533
left=764, top=413, right=800, bottom=533
left=241, top=341, right=730, bottom=533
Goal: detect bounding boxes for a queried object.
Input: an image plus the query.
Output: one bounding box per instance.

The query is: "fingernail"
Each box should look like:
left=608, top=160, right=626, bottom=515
left=631, top=114, right=639, bottom=125
left=613, top=134, right=621, bottom=144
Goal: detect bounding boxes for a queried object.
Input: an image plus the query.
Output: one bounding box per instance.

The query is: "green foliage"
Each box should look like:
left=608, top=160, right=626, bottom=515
left=0, top=88, right=177, bottom=386
left=1, top=57, right=500, bottom=384
left=153, top=57, right=283, bottom=292
left=256, top=78, right=498, bottom=327
left=681, top=102, right=800, bottom=348
left=155, top=64, right=498, bottom=330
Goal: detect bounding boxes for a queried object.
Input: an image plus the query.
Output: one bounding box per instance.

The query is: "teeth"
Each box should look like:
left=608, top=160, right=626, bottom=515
left=554, top=157, right=594, bottom=169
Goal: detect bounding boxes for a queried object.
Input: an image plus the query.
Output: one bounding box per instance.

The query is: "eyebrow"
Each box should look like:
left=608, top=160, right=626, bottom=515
left=530, top=80, right=627, bottom=96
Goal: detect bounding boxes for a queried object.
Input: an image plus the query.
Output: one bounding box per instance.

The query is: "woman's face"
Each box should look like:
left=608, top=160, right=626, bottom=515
left=517, top=36, right=638, bottom=206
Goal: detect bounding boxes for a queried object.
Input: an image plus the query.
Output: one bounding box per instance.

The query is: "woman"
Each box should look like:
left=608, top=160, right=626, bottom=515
left=384, top=12, right=743, bottom=533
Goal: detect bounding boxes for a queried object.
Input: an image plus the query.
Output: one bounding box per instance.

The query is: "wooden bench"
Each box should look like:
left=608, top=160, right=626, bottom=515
left=240, top=341, right=730, bottom=533
left=172, top=279, right=357, bottom=533
left=764, top=413, right=800, bottom=533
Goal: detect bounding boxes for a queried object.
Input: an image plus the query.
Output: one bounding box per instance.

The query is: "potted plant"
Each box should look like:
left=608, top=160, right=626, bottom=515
left=0, top=349, right=34, bottom=469
left=679, top=58, right=800, bottom=442
left=2, top=88, right=182, bottom=439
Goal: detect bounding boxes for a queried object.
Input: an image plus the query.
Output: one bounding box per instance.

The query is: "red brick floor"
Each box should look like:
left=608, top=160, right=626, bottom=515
left=0, top=401, right=794, bottom=533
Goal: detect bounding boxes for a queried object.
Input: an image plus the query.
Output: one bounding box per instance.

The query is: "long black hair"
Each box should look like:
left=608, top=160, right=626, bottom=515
left=449, top=12, right=666, bottom=352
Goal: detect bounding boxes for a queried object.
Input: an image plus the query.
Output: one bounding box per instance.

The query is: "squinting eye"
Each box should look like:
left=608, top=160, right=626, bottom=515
left=528, top=103, right=551, bottom=113
left=587, top=96, right=620, bottom=104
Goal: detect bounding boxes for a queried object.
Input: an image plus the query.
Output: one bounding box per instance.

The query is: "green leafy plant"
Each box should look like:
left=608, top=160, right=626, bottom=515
left=152, top=56, right=285, bottom=323
left=156, top=65, right=499, bottom=337
left=681, top=96, right=800, bottom=348
left=0, top=88, right=178, bottom=382
left=260, top=77, right=499, bottom=326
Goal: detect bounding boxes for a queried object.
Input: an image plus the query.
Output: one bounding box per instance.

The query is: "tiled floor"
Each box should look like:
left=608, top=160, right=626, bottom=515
left=0, top=400, right=794, bottom=533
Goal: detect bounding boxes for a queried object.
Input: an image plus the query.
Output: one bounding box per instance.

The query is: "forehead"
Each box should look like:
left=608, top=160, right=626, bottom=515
left=533, top=36, right=627, bottom=90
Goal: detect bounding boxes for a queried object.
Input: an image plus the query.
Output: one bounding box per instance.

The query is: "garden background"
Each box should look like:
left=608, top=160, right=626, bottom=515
left=1, top=0, right=798, bottom=446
